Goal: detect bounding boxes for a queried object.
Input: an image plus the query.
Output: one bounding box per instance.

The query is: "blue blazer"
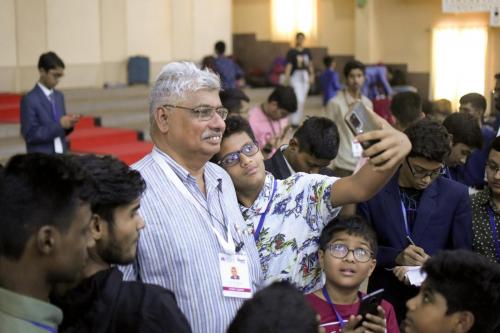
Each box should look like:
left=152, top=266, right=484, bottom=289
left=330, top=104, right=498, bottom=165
left=357, top=174, right=472, bottom=321
left=20, top=84, right=72, bottom=153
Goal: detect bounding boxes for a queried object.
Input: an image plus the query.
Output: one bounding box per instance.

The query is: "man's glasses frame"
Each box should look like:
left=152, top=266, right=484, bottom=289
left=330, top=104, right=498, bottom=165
left=162, top=104, right=228, bottom=121
left=218, top=141, right=259, bottom=168
left=406, top=157, right=444, bottom=180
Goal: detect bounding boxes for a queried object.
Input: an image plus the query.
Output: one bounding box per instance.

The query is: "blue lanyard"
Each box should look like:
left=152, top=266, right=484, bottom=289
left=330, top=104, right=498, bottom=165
left=322, top=287, right=363, bottom=329
left=400, top=200, right=411, bottom=237
left=253, top=179, right=277, bottom=242
left=26, top=320, right=57, bottom=333
left=486, top=206, right=500, bottom=262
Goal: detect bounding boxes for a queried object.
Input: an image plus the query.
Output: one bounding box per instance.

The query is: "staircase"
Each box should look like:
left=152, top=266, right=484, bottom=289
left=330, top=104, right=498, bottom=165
left=0, top=86, right=153, bottom=165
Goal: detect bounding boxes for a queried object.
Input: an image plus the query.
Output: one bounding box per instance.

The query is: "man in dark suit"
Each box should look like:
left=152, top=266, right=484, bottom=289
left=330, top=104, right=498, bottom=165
left=20, top=51, right=80, bottom=154
left=357, top=118, right=472, bottom=323
left=264, top=116, right=337, bottom=179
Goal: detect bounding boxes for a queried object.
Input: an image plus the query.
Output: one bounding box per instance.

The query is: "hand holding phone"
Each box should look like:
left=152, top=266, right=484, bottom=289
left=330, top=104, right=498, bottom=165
left=344, top=102, right=381, bottom=150
left=355, top=289, right=385, bottom=328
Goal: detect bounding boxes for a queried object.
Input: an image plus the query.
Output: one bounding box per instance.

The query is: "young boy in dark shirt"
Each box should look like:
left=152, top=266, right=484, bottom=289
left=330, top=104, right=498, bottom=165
left=306, top=216, right=399, bottom=333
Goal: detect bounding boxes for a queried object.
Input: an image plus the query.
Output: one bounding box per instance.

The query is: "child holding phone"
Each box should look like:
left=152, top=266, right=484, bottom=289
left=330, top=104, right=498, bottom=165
left=306, top=215, right=399, bottom=333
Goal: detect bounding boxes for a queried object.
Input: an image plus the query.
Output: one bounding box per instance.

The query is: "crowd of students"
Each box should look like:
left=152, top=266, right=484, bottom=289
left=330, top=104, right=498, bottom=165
left=2, top=47, right=500, bottom=333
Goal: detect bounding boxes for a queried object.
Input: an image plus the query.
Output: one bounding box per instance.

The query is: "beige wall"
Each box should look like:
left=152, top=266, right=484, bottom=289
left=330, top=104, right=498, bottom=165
left=1, top=0, right=232, bottom=92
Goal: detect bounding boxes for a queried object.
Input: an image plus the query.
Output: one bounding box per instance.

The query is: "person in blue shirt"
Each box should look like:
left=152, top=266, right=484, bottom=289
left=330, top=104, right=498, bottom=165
left=452, top=93, right=496, bottom=189
left=214, top=40, right=244, bottom=90
left=357, top=118, right=472, bottom=323
left=320, top=56, right=342, bottom=106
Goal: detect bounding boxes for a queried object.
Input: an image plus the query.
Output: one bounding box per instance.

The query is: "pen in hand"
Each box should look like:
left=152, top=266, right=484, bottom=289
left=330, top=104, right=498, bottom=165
left=406, top=235, right=416, bottom=246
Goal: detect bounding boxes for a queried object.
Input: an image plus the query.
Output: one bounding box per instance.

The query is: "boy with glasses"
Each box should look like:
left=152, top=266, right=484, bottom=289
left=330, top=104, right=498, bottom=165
left=212, top=114, right=411, bottom=293
left=357, top=118, right=472, bottom=323
left=306, top=215, right=399, bottom=333
left=470, top=136, right=500, bottom=263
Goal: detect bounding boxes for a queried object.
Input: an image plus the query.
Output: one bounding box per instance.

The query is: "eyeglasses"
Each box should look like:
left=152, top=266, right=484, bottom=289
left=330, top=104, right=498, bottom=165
left=486, top=160, right=500, bottom=174
left=326, top=243, right=373, bottom=263
left=163, top=104, right=228, bottom=121
left=406, top=157, right=444, bottom=179
left=218, top=142, right=259, bottom=168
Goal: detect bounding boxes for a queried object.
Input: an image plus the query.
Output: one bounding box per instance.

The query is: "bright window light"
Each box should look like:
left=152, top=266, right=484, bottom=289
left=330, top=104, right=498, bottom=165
left=271, top=0, right=317, bottom=42
left=431, top=26, right=487, bottom=110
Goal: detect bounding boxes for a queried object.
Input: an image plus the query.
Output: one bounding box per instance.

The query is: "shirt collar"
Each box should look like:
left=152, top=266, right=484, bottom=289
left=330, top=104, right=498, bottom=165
left=280, top=145, right=296, bottom=175
left=241, top=172, right=275, bottom=218
left=152, top=146, right=218, bottom=192
left=0, top=287, right=62, bottom=329
left=37, top=82, right=53, bottom=99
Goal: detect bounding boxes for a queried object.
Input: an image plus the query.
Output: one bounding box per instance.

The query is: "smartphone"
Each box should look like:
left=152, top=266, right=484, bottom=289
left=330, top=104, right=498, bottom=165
left=344, top=102, right=380, bottom=150
left=355, top=288, right=384, bottom=327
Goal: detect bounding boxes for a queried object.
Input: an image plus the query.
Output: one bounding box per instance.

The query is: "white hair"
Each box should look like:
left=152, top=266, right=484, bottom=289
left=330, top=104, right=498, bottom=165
left=148, top=61, right=221, bottom=123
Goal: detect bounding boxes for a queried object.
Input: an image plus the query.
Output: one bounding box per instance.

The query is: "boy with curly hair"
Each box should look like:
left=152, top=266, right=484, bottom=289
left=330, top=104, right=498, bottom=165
left=357, top=118, right=472, bottom=323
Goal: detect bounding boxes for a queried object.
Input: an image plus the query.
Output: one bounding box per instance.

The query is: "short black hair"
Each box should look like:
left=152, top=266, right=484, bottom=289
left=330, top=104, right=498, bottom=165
left=38, top=51, right=65, bottom=71
left=495, top=73, right=500, bottom=80
left=488, top=136, right=500, bottom=154
left=227, top=281, right=318, bottom=333
left=296, top=32, right=305, bottom=39
left=268, top=86, right=297, bottom=113
left=73, top=155, right=146, bottom=225
left=215, top=41, right=226, bottom=55
left=293, top=117, right=339, bottom=160
left=319, top=215, right=378, bottom=256
left=423, top=250, right=500, bottom=333
left=323, top=55, right=334, bottom=68
left=404, top=118, right=451, bottom=163
left=220, top=88, right=250, bottom=115
left=443, top=112, right=482, bottom=150
left=0, top=153, right=93, bottom=260
left=343, top=60, right=365, bottom=78
left=460, top=93, right=487, bottom=112
left=390, top=92, right=422, bottom=129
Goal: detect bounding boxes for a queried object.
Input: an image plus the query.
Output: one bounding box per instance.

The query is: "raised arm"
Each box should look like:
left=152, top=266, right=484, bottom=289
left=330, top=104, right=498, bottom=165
left=331, top=113, right=411, bottom=207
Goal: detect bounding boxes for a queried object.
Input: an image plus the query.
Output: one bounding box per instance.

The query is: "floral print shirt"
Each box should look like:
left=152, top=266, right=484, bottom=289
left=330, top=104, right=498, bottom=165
left=240, top=172, right=340, bottom=292
left=470, top=188, right=500, bottom=263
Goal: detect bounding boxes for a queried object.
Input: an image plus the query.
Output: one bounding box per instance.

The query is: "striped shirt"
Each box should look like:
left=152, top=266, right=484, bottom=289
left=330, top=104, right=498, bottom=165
left=121, top=147, right=263, bottom=333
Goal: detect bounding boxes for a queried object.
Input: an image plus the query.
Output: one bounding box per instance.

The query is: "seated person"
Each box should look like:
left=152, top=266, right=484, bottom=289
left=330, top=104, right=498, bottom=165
left=306, top=215, right=399, bottom=333
left=390, top=91, right=424, bottom=132
left=357, top=118, right=472, bottom=323
left=211, top=114, right=411, bottom=292
left=402, top=249, right=500, bottom=333
left=248, top=86, right=297, bottom=158
left=442, top=112, right=482, bottom=180
left=456, top=93, right=497, bottom=189
left=228, top=281, right=318, bottom=333
left=51, top=155, right=191, bottom=333
left=470, top=137, right=500, bottom=263
left=220, top=88, right=250, bottom=118
left=0, top=153, right=94, bottom=332
left=265, top=116, right=337, bottom=179
left=320, top=56, right=342, bottom=106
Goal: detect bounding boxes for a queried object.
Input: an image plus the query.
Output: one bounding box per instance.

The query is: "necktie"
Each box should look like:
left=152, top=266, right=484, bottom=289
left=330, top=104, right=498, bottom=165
left=48, top=93, right=58, bottom=122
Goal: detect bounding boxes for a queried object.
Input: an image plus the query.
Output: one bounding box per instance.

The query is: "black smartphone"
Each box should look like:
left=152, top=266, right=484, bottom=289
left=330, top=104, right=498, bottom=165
left=344, top=102, right=380, bottom=150
left=355, top=288, right=384, bottom=327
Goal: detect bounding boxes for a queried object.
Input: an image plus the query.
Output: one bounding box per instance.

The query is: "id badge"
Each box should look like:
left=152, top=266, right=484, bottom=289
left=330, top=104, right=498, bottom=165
left=352, top=141, right=363, bottom=158
left=218, top=253, right=252, bottom=299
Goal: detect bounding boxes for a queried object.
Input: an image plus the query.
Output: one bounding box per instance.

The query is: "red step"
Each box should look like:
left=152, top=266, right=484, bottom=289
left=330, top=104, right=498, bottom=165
left=0, top=93, right=22, bottom=104
left=0, top=104, right=20, bottom=123
left=72, top=141, right=153, bottom=165
left=74, top=116, right=98, bottom=130
left=69, top=127, right=139, bottom=150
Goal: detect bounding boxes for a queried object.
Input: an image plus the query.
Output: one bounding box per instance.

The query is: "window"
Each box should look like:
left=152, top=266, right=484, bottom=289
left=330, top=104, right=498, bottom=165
left=271, top=0, right=317, bottom=42
left=431, top=26, right=488, bottom=110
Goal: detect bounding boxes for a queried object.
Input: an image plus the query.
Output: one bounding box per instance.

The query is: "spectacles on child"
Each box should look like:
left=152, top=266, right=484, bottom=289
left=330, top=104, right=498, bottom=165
left=327, top=243, right=373, bottom=263
left=218, top=142, right=259, bottom=168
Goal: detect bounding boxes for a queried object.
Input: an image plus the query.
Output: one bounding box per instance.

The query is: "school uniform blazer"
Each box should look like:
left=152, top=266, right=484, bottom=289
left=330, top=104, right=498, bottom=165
left=357, top=173, right=472, bottom=269
left=264, top=147, right=337, bottom=180
left=20, top=84, right=72, bottom=153
left=264, top=147, right=292, bottom=180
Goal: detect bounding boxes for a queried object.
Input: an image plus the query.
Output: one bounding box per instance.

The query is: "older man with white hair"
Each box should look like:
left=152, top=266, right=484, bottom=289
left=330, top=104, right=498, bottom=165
left=121, top=62, right=263, bottom=332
